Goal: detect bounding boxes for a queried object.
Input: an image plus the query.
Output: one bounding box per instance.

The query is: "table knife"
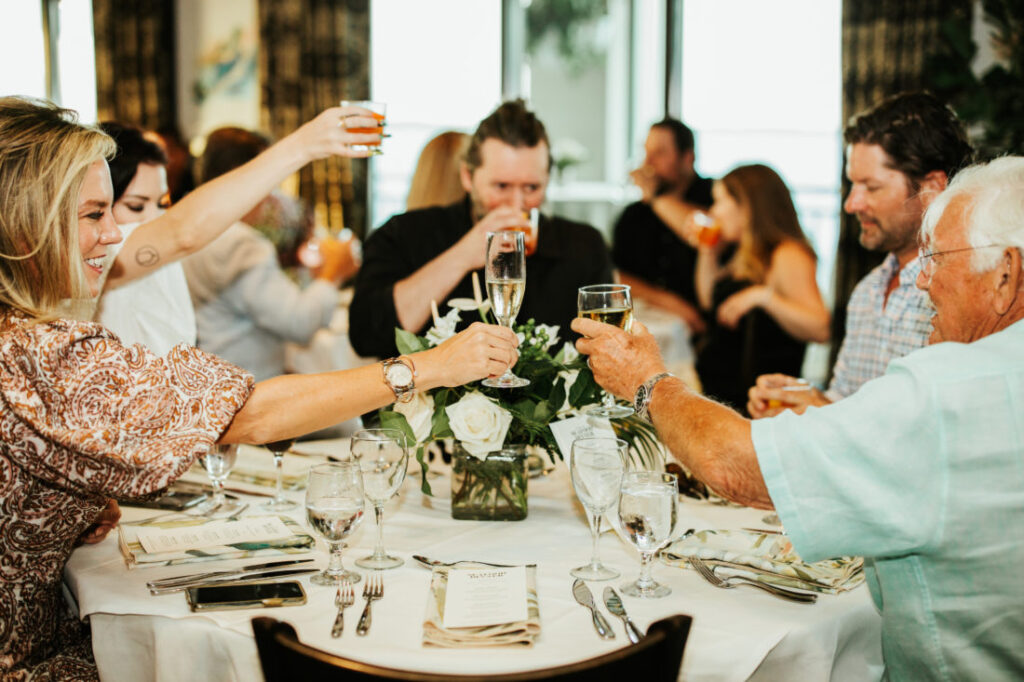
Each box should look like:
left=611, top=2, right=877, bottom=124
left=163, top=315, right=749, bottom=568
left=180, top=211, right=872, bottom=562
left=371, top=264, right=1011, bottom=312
left=146, top=559, right=314, bottom=589
left=148, top=567, right=317, bottom=595
left=572, top=579, right=614, bottom=639
left=603, top=587, right=642, bottom=643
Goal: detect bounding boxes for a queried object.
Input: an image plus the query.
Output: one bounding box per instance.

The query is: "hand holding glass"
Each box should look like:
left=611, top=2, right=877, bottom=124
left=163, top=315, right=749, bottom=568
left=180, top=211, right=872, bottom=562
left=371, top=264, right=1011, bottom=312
left=306, top=462, right=365, bottom=585
left=339, top=100, right=386, bottom=154
left=483, top=230, right=530, bottom=388
left=351, top=429, right=409, bottom=570
left=578, top=284, right=634, bottom=418
left=618, top=471, right=678, bottom=598
left=570, top=437, right=627, bottom=580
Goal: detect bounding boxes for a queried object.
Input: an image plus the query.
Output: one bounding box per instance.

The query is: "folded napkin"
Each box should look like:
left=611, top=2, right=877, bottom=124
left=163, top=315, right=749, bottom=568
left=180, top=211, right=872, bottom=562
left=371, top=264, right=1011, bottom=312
left=422, top=563, right=540, bottom=648
left=662, top=529, right=864, bottom=594
left=117, top=514, right=314, bottom=569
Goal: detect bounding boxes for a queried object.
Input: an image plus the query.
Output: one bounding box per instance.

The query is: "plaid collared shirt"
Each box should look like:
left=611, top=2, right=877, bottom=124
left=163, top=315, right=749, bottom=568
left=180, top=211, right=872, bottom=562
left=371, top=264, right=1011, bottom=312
left=825, top=253, right=932, bottom=401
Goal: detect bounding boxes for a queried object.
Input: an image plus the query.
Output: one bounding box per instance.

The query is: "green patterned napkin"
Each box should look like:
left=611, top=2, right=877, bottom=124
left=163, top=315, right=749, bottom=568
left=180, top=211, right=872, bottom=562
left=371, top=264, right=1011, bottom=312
left=662, top=529, right=864, bottom=593
left=117, top=515, right=314, bottom=569
left=423, top=564, right=540, bottom=647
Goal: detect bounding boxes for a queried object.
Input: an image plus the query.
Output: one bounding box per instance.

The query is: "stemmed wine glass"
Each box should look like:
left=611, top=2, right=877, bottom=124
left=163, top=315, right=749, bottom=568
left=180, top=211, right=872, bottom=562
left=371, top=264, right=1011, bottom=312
left=195, top=444, right=244, bottom=515
left=351, top=428, right=410, bottom=570
left=618, top=470, right=678, bottom=598
left=569, top=437, right=627, bottom=581
left=306, top=462, right=365, bottom=585
left=482, top=230, right=530, bottom=388
left=578, top=284, right=634, bottom=418
left=261, top=438, right=298, bottom=512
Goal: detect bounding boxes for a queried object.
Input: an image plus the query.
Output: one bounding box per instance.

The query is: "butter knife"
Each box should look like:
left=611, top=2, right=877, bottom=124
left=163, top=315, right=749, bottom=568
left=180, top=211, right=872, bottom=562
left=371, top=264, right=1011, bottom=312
left=603, top=587, right=642, bottom=643
left=572, top=579, right=614, bottom=639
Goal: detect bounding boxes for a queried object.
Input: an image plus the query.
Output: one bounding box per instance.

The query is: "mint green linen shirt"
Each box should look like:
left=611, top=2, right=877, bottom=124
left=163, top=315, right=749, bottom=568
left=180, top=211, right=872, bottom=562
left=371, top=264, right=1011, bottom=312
left=752, top=319, right=1024, bottom=681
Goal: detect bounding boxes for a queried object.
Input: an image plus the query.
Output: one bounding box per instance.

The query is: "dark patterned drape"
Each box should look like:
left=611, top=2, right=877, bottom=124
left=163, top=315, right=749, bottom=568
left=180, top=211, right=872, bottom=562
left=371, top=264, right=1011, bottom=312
left=832, top=0, right=968, bottom=373
left=258, top=0, right=370, bottom=238
left=92, top=0, right=177, bottom=130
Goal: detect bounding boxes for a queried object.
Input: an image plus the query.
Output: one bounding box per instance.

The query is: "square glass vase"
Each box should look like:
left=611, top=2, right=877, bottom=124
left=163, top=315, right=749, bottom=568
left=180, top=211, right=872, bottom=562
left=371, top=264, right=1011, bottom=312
left=450, top=444, right=528, bottom=521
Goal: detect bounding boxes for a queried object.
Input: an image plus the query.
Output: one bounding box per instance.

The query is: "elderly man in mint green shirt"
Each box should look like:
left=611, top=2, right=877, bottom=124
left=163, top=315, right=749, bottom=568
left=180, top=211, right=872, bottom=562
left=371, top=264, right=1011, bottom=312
left=572, top=156, right=1024, bottom=680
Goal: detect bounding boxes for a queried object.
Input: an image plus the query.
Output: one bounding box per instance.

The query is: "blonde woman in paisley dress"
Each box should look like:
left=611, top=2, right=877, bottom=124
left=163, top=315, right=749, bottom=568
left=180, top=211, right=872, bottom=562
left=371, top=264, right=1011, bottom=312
left=0, top=97, right=519, bottom=681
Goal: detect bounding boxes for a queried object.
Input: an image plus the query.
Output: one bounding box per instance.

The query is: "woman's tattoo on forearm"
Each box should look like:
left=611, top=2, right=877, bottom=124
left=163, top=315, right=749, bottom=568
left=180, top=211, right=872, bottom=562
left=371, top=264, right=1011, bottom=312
left=135, top=245, right=160, bottom=267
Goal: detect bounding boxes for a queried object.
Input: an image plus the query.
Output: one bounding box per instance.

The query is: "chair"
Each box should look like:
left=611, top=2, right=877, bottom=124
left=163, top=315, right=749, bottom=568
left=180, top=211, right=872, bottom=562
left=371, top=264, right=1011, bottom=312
left=252, top=613, right=693, bottom=682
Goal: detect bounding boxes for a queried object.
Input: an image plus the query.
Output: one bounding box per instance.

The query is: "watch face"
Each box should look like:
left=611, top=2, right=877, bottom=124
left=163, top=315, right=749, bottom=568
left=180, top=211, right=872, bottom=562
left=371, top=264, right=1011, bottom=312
left=386, top=362, right=414, bottom=387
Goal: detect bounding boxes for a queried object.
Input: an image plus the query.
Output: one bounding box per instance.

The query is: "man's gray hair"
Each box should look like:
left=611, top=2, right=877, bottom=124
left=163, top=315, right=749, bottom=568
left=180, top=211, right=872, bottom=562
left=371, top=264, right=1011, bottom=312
left=921, top=156, right=1024, bottom=272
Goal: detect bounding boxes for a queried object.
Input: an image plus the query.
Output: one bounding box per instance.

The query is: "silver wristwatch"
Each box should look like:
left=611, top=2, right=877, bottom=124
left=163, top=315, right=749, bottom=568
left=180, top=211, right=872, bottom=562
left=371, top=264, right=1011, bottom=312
left=381, top=357, right=416, bottom=403
left=634, top=372, right=674, bottom=422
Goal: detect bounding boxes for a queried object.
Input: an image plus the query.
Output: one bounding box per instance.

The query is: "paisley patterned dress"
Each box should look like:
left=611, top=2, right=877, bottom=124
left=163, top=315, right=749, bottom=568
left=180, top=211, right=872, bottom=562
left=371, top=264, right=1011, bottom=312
left=0, top=312, right=253, bottom=680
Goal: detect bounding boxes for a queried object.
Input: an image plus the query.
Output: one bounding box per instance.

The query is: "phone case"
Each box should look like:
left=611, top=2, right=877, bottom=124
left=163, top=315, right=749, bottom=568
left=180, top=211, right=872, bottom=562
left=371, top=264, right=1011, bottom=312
left=186, top=581, right=308, bottom=612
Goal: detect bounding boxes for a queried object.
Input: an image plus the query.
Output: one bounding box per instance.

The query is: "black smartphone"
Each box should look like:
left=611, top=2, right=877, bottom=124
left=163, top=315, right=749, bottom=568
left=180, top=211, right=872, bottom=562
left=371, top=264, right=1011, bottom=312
left=131, top=489, right=208, bottom=511
left=185, top=581, right=307, bottom=612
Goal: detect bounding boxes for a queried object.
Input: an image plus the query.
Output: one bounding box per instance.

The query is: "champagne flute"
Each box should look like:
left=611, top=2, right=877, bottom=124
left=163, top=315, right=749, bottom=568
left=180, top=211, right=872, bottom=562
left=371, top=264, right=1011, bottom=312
left=351, top=429, right=409, bottom=570
left=195, top=444, right=243, bottom=515
left=306, top=462, right=365, bottom=585
left=482, top=230, right=530, bottom=388
left=260, top=438, right=298, bottom=512
left=618, top=470, right=678, bottom=598
left=578, top=284, right=634, bottom=418
left=569, top=437, right=627, bottom=580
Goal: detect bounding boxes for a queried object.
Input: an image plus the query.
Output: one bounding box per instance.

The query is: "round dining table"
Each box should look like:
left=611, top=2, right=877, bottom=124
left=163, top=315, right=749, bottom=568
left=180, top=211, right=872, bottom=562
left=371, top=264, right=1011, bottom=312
left=64, top=441, right=882, bottom=681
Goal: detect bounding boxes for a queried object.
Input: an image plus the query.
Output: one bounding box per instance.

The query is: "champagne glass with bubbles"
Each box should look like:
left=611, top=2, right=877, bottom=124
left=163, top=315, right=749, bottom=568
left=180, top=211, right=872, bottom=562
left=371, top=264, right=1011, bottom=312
left=578, top=284, right=634, bottom=418
left=261, top=438, right=298, bottom=512
left=196, top=444, right=243, bottom=515
left=306, top=462, right=365, bottom=585
left=570, top=437, right=627, bottom=580
left=482, top=230, right=530, bottom=388
left=618, top=470, right=678, bottom=598
left=352, top=429, right=409, bottom=570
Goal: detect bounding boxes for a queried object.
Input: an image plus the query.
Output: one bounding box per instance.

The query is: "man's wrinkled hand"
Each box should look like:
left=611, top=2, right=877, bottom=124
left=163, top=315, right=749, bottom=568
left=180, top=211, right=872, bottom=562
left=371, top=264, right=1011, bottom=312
left=572, top=318, right=667, bottom=400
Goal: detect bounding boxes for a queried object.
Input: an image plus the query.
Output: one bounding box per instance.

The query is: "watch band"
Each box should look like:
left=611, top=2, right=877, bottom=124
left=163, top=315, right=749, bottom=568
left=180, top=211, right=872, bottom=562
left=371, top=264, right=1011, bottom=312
left=634, top=372, right=674, bottom=422
left=381, top=356, right=416, bottom=403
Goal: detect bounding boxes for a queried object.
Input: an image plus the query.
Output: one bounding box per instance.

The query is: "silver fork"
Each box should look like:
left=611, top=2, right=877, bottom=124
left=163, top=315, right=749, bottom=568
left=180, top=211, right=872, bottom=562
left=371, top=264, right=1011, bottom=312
left=355, top=572, right=383, bottom=636
left=331, top=581, right=355, bottom=638
left=689, top=557, right=817, bottom=604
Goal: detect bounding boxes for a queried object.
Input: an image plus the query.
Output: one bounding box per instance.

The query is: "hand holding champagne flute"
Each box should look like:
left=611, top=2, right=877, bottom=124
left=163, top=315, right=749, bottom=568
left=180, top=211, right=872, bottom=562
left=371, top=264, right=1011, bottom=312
left=578, top=284, right=634, bottom=418
left=483, top=230, right=530, bottom=388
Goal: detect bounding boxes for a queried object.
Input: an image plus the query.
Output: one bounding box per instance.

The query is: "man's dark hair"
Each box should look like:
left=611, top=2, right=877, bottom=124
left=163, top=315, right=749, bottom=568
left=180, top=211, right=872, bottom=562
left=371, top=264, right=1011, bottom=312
left=197, top=127, right=271, bottom=184
left=844, top=92, right=974, bottom=189
left=651, top=117, right=695, bottom=155
left=99, top=121, right=169, bottom=202
left=464, top=99, right=551, bottom=173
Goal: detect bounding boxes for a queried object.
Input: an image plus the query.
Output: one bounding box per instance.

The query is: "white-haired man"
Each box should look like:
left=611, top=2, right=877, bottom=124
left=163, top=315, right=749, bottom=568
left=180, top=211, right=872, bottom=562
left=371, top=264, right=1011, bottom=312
left=573, top=156, right=1024, bottom=679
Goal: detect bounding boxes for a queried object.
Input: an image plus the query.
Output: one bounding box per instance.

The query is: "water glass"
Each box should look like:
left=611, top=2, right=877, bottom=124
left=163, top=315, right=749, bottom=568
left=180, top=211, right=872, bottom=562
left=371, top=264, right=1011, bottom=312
left=569, top=437, right=627, bottom=581
left=351, top=429, right=409, bottom=570
left=578, top=284, right=634, bottom=419
left=618, top=470, right=678, bottom=598
left=196, top=444, right=243, bottom=515
left=306, top=462, right=365, bottom=585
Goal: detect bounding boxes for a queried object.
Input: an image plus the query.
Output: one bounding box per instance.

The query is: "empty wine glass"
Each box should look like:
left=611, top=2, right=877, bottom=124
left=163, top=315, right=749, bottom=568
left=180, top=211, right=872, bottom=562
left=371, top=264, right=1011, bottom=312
left=306, top=462, right=365, bottom=585
left=195, top=444, right=243, bottom=515
left=618, top=470, right=678, bottom=598
left=261, top=438, right=298, bottom=512
left=351, top=429, right=409, bottom=570
left=569, top=437, right=627, bottom=580
left=578, top=284, right=634, bottom=418
left=483, top=230, right=530, bottom=388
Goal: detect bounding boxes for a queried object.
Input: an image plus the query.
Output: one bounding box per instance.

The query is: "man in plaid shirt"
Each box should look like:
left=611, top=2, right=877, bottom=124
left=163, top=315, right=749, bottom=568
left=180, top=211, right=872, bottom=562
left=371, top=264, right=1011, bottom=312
left=747, top=92, right=974, bottom=417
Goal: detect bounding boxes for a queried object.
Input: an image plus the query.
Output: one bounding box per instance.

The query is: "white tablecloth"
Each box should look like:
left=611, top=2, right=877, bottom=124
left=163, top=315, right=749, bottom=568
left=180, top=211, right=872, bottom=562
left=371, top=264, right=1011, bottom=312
left=65, top=443, right=882, bottom=681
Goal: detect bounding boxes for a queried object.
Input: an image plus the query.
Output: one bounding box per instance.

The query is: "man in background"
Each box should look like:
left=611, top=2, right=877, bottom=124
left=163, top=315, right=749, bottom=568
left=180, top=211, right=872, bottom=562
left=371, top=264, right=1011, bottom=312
left=611, top=118, right=711, bottom=334
left=350, top=99, right=611, bottom=358
left=748, top=92, right=973, bottom=416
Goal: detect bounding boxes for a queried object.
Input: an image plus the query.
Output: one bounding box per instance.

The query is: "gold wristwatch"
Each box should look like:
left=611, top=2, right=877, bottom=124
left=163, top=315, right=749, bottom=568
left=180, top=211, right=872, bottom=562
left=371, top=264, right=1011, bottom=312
left=381, top=357, right=416, bottom=403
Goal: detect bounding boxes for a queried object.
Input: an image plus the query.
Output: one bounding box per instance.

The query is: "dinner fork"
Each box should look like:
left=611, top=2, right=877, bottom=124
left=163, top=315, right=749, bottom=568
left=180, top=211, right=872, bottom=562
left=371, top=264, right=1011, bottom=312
left=332, top=581, right=355, bottom=638
left=689, top=557, right=817, bottom=604
left=355, top=572, right=383, bottom=636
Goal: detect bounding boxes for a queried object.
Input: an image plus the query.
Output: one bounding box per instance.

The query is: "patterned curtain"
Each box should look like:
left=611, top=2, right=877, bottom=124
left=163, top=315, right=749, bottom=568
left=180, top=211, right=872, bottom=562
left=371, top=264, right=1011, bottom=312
left=831, top=0, right=969, bottom=372
left=258, top=0, right=370, bottom=237
left=92, top=0, right=177, bottom=130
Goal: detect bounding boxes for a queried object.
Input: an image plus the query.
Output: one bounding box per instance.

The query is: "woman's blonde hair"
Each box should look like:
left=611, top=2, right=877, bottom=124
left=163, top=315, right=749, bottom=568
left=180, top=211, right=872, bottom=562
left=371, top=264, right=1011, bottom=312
left=406, top=131, right=469, bottom=211
left=720, top=164, right=814, bottom=283
left=0, top=97, right=114, bottom=321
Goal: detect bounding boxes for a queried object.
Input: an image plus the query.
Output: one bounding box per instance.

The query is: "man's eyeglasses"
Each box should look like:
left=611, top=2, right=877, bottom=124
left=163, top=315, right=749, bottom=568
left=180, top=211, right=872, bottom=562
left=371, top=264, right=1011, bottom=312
left=918, top=244, right=1006, bottom=280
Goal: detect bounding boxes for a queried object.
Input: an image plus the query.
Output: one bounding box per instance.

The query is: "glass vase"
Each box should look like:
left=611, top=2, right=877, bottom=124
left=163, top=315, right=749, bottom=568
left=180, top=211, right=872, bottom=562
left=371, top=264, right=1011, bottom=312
left=450, top=444, right=528, bottom=521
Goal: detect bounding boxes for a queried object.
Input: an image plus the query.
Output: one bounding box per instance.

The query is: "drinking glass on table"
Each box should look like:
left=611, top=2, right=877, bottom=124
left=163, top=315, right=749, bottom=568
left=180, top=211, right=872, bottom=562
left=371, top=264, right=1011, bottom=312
left=339, top=100, right=386, bottom=154
left=306, top=462, right=365, bottom=585
left=482, top=230, right=530, bottom=388
left=618, top=470, right=678, bottom=598
left=351, top=428, right=409, bottom=570
left=569, top=437, right=627, bottom=581
left=260, top=438, right=298, bottom=512
left=578, top=284, right=634, bottom=418
left=195, top=444, right=243, bottom=515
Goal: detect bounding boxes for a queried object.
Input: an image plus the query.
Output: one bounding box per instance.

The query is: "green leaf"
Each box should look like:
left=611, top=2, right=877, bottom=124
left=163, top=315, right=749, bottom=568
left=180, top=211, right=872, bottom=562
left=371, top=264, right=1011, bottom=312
left=395, top=328, right=429, bottom=355
left=568, top=367, right=600, bottom=406
left=379, top=410, right=416, bottom=446
left=414, top=444, right=432, bottom=496
left=431, top=403, right=453, bottom=439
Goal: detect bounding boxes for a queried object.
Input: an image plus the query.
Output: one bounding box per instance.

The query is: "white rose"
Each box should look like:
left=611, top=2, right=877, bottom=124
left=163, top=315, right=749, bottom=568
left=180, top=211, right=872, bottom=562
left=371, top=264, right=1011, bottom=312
left=557, top=341, right=579, bottom=363
left=445, top=391, right=513, bottom=459
left=534, top=324, right=560, bottom=350
left=393, top=391, right=434, bottom=443
left=557, top=369, right=580, bottom=414
left=425, top=308, right=461, bottom=346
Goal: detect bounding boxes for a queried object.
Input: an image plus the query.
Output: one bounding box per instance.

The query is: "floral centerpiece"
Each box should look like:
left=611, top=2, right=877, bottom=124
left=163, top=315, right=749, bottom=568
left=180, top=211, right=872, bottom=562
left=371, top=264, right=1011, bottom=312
left=379, top=302, right=660, bottom=521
